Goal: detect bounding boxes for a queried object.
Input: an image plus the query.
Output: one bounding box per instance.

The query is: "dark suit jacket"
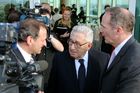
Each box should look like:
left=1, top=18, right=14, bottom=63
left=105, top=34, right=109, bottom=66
left=8, top=47, right=27, bottom=69
left=47, top=48, right=109, bottom=93
left=8, top=47, right=38, bottom=93
left=101, top=37, right=140, bottom=93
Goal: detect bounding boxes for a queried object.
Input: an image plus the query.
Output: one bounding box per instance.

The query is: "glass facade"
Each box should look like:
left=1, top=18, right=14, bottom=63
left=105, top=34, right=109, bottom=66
left=0, top=0, right=140, bottom=42
left=0, top=0, right=129, bottom=21
left=134, top=0, right=140, bottom=41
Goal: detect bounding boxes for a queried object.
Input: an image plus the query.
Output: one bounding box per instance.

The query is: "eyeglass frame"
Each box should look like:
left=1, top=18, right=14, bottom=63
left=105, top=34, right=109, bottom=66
left=67, top=39, right=88, bottom=48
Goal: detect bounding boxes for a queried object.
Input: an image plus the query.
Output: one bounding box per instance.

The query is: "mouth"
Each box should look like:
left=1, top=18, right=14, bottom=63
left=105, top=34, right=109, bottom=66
left=69, top=50, right=77, bottom=55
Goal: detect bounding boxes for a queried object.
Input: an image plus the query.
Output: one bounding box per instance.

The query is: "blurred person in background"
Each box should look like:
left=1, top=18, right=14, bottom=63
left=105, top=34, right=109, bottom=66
left=71, top=4, right=78, bottom=24
left=78, top=7, right=86, bottom=23
left=99, top=4, right=114, bottom=55
left=53, top=6, right=76, bottom=51
left=52, top=8, right=62, bottom=26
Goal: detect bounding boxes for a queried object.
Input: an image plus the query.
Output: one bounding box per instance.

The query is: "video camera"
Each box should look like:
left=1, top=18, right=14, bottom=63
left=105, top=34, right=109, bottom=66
left=0, top=23, right=18, bottom=55
left=21, top=4, right=50, bottom=24
left=0, top=23, right=48, bottom=92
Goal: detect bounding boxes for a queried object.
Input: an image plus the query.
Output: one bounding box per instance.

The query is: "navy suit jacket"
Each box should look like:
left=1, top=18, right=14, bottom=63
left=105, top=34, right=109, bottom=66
left=8, top=47, right=38, bottom=93
left=101, top=37, right=140, bottom=93
left=47, top=48, right=109, bottom=93
left=8, top=47, right=27, bottom=68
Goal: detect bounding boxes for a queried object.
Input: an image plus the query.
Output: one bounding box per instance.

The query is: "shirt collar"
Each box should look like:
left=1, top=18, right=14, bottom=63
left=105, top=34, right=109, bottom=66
left=75, top=51, right=88, bottom=62
left=114, top=35, right=132, bottom=56
left=17, top=43, right=32, bottom=63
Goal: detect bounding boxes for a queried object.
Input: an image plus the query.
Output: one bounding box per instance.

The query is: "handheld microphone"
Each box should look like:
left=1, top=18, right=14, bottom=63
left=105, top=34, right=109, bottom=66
left=6, top=60, right=48, bottom=77
left=26, top=60, right=48, bottom=90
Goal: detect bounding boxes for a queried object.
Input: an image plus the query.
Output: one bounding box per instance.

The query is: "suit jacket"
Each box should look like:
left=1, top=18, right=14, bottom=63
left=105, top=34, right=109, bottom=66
left=47, top=48, right=109, bottom=93
left=8, top=47, right=27, bottom=69
left=101, top=37, right=140, bottom=93
left=8, top=47, right=37, bottom=93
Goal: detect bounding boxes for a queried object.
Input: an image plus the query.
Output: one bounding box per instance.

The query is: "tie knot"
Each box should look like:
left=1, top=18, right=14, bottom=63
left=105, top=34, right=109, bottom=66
left=30, top=57, right=34, bottom=64
left=78, top=59, right=84, bottom=65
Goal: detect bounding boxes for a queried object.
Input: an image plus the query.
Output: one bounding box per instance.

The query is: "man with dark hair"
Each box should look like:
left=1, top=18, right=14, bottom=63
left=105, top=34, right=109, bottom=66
left=9, top=18, right=47, bottom=93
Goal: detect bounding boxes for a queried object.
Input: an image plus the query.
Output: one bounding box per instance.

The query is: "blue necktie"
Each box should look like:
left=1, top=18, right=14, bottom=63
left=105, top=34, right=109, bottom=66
left=78, top=59, right=85, bottom=93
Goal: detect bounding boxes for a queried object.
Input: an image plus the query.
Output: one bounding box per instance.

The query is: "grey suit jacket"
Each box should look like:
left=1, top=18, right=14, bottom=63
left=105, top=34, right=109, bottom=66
left=101, top=37, right=140, bottom=93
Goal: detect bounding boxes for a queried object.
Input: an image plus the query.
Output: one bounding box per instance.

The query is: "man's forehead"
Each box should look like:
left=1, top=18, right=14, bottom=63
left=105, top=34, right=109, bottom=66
left=102, top=12, right=111, bottom=23
left=70, top=32, right=85, bottom=41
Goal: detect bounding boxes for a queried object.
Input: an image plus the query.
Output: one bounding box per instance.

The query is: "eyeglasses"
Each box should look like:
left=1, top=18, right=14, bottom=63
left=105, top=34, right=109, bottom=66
left=67, top=39, right=88, bottom=48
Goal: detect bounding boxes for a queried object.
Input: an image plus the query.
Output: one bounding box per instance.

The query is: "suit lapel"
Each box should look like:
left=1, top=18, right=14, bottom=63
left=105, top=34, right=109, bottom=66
left=67, top=56, right=80, bottom=93
left=85, top=51, right=95, bottom=87
left=106, top=37, right=135, bottom=72
left=12, top=47, right=26, bottom=62
left=66, top=54, right=79, bottom=87
left=86, top=53, right=92, bottom=80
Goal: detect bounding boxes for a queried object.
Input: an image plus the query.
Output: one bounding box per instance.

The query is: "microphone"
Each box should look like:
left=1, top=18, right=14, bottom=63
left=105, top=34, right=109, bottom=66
left=49, top=35, right=64, bottom=52
left=26, top=60, right=48, bottom=91
left=26, top=60, right=48, bottom=73
left=5, top=60, right=48, bottom=77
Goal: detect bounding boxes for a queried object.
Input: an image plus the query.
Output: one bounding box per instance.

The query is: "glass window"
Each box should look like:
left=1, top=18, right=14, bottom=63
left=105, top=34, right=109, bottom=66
left=116, top=0, right=129, bottom=9
left=89, top=0, right=97, bottom=16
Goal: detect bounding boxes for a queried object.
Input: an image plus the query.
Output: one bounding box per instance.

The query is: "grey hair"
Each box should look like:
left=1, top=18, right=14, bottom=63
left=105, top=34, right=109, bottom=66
left=106, top=7, right=135, bottom=33
left=71, top=25, right=93, bottom=43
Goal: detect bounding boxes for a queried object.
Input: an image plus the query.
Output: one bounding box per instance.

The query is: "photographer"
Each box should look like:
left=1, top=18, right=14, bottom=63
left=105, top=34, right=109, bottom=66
left=35, top=3, right=64, bottom=60
left=8, top=18, right=47, bottom=93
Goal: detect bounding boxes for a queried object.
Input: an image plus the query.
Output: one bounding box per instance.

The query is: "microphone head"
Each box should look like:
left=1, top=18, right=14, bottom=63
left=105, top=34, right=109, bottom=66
left=35, top=60, right=48, bottom=72
left=27, top=60, right=48, bottom=73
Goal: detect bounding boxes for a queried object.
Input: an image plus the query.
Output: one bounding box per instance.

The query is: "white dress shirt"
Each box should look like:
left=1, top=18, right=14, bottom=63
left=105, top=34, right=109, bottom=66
left=107, top=35, right=132, bottom=68
left=17, top=43, right=33, bottom=63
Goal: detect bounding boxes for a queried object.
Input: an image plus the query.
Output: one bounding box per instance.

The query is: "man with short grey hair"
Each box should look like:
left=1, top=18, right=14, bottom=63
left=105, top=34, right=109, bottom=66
left=100, top=7, right=140, bottom=93
left=47, top=25, right=109, bottom=93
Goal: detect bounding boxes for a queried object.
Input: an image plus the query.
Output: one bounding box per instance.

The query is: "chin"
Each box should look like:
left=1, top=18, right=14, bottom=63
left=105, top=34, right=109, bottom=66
left=70, top=53, right=77, bottom=58
left=37, top=51, right=41, bottom=54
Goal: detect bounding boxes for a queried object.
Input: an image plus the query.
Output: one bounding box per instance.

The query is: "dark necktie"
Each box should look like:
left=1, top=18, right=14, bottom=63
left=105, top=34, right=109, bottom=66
left=78, top=59, right=85, bottom=93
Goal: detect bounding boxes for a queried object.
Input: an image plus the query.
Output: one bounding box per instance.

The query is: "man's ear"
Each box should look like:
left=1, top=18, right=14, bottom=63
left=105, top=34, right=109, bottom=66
left=116, top=26, right=123, bottom=33
left=26, top=36, right=33, bottom=46
left=88, top=43, right=93, bottom=49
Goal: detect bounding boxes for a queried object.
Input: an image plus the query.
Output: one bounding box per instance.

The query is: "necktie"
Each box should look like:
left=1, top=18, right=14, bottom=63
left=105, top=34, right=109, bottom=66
left=107, top=50, right=116, bottom=68
left=30, top=55, right=35, bottom=64
left=78, top=59, right=85, bottom=93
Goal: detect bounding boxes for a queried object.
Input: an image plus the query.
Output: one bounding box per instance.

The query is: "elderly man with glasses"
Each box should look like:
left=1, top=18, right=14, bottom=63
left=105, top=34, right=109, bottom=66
left=46, top=25, right=109, bottom=93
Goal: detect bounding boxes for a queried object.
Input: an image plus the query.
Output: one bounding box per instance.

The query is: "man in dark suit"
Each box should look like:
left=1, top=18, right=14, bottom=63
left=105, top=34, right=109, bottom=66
left=47, top=25, right=109, bottom=93
left=8, top=18, right=47, bottom=93
left=100, top=7, right=140, bottom=93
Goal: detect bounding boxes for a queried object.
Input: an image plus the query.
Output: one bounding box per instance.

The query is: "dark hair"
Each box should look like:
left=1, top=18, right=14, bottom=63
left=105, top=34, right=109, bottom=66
left=104, top=4, right=110, bottom=9
left=54, top=8, right=59, bottom=13
left=7, top=11, right=20, bottom=23
left=18, top=18, right=47, bottom=42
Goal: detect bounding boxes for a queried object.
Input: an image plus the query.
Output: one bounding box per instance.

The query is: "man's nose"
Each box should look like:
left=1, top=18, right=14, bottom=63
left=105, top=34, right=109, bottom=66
left=44, top=40, right=47, bottom=47
left=69, top=44, right=76, bottom=49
